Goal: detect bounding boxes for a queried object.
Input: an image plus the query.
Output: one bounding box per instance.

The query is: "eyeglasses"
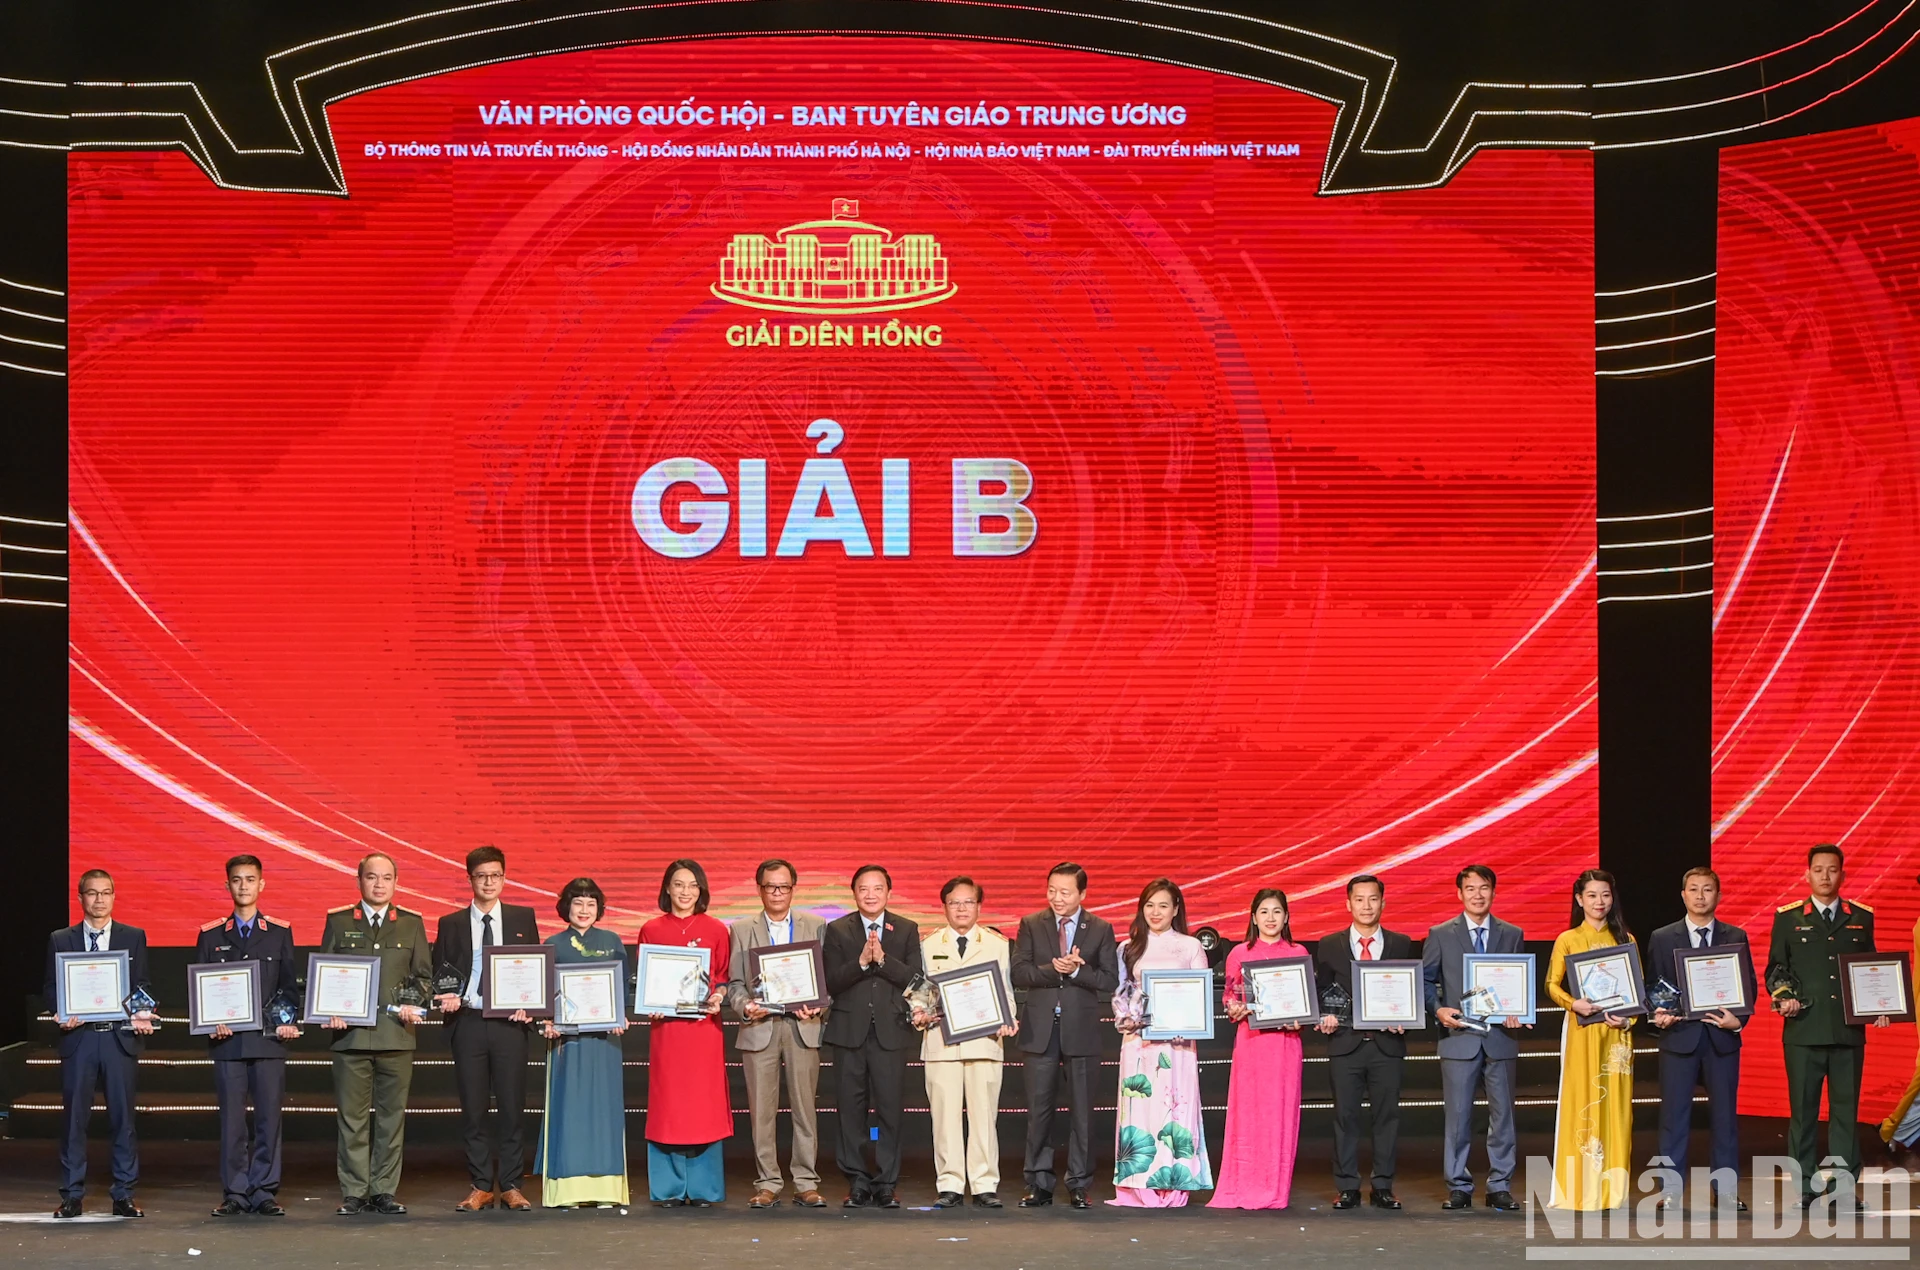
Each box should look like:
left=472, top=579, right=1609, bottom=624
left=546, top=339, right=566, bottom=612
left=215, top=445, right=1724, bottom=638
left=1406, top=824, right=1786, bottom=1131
left=471, top=871, right=506, bottom=883
left=759, top=883, right=794, bottom=894
left=946, top=899, right=980, bottom=907
left=80, top=889, right=114, bottom=900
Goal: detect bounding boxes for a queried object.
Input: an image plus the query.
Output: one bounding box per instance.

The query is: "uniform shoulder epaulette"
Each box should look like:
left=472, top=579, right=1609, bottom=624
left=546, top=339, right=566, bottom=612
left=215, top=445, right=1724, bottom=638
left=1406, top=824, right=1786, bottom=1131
left=199, top=917, right=225, bottom=932
left=1777, top=901, right=1802, bottom=913
left=259, top=914, right=282, bottom=928
left=1852, top=900, right=1874, bottom=913
left=328, top=903, right=356, bottom=914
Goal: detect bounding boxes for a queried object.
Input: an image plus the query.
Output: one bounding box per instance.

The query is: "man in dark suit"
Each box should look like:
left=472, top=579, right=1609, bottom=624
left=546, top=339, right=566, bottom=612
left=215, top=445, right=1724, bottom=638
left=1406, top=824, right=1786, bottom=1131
left=45, top=868, right=155, bottom=1218
left=1423, top=864, right=1526, bottom=1212
left=821, top=864, right=922, bottom=1208
left=196, top=854, right=300, bottom=1216
left=1316, top=874, right=1414, bottom=1212
left=1010, top=861, right=1119, bottom=1209
left=1649, top=865, right=1755, bottom=1212
left=432, top=845, right=542, bottom=1212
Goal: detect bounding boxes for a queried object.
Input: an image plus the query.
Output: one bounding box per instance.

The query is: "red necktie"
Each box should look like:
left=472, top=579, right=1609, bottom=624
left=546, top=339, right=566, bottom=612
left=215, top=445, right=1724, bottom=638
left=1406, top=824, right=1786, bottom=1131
left=1359, top=936, right=1374, bottom=961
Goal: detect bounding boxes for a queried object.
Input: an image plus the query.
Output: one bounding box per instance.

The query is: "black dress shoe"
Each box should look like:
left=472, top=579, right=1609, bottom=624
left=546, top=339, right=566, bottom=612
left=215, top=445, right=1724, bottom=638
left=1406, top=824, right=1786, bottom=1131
left=875, top=1188, right=900, bottom=1209
left=1068, top=1188, right=1091, bottom=1209
left=1441, top=1189, right=1472, bottom=1210
left=1019, top=1188, right=1053, bottom=1208
left=1369, top=1189, right=1402, bottom=1211
left=1332, top=1189, right=1361, bottom=1210
left=337, top=1195, right=368, bottom=1215
left=367, top=1193, right=407, bottom=1215
left=934, top=1191, right=964, bottom=1208
left=1485, top=1190, right=1520, bottom=1212
left=253, top=1200, right=287, bottom=1216
left=52, top=1198, right=81, bottom=1219
left=973, top=1192, right=1003, bottom=1209
left=111, top=1199, right=145, bottom=1218
left=843, top=1190, right=874, bottom=1209
left=212, top=1198, right=249, bottom=1216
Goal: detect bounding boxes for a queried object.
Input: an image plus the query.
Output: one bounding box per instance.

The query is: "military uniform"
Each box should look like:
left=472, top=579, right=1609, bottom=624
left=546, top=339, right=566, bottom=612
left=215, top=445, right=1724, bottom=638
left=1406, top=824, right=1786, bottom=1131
left=1766, top=896, right=1877, bottom=1192
left=195, top=912, right=296, bottom=1211
left=321, top=901, right=432, bottom=1204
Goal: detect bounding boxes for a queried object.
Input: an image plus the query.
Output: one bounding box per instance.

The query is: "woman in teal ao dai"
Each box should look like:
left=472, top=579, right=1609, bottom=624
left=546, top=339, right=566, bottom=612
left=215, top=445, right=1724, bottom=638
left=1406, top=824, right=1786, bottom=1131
left=1110, top=877, right=1214, bottom=1206
left=537, top=877, right=631, bottom=1207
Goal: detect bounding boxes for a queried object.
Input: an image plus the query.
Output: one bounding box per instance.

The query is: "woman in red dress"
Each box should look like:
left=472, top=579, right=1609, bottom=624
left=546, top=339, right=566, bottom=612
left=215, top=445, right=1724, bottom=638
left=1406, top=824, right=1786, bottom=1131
left=636, top=858, right=732, bottom=1206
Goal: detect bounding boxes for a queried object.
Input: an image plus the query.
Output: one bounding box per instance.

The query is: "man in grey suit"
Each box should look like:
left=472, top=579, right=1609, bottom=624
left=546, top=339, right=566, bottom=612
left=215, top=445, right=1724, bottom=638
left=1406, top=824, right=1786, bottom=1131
left=725, top=858, right=828, bottom=1210
left=1422, top=863, right=1526, bottom=1212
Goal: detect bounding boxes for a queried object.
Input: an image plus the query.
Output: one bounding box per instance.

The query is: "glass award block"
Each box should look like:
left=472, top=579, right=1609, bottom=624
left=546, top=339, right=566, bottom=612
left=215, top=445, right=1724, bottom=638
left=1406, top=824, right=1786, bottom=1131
left=1321, top=980, right=1352, bottom=1028
left=1648, top=977, right=1682, bottom=1016
left=1766, top=963, right=1805, bottom=1009
left=387, top=979, right=426, bottom=1019
left=266, top=982, right=301, bottom=1030
left=1457, top=985, right=1498, bottom=1034
left=123, top=984, right=160, bottom=1031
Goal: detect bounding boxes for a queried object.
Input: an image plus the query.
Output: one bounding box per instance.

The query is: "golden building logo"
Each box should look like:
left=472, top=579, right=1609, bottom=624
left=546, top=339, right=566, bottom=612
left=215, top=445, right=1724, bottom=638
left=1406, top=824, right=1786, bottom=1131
left=712, top=199, right=957, bottom=315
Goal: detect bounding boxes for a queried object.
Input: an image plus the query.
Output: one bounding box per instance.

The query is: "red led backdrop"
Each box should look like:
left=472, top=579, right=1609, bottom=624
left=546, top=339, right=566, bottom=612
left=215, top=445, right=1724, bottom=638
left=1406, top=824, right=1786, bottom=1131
left=1714, top=117, right=1920, bottom=1117
left=68, top=38, right=1596, bottom=944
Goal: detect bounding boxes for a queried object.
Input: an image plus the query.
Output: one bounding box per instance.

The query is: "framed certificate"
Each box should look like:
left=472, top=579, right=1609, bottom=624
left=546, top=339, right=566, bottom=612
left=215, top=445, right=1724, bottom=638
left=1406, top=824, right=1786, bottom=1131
left=745, top=940, right=827, bottom=1013
left=1141, top=967, right=1215, bottom=1041
left=55, top=949, right=131, bottom=1024
left=932, top=962, right=1013, bottom=1045
left=479, top=945, right=553, bottom=1019
left=1462, top=953, right=1537, bottom=1025
left=1354, top=959, right=1425, bottom=1030
left=1839, top=952, right=1916, bottom=1025
left=1674, top=943, right=1755, bottom=1019
left=188, top=960, right=262, bottom=1035
left=1237, top=955, right=1318, bottom=1030
left=303, top=953, right=380, bottom=1026
left=554, top=961, right=626, bottom=1033
left=1564, top=941, right=1647, bottom=1024
left=636, top=944, right=713, bottom=1019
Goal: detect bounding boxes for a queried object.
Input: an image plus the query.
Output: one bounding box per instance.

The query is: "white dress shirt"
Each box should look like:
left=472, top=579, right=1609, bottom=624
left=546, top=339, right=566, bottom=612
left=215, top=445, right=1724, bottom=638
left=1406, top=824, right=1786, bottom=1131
left=1350, top=925, right=1384, bottom=961
left=82, top=920, right=113, bottom=952
left=465, top=901, right=502, bottom=1007
left=764, top=912, right=794, bottom=946
left=1684, top=917, right=1716, bottom=948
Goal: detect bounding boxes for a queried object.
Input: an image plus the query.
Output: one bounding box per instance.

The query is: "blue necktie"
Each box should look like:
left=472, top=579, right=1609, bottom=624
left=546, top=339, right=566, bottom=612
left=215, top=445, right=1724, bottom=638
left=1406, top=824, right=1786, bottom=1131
left=88, top=929, right=100, bottom=952
left=1473, top=925, right=1486, bottom=954
left=1697, top=926, right=1709, bottom=948
left=238, top=920, right=252, bottom=941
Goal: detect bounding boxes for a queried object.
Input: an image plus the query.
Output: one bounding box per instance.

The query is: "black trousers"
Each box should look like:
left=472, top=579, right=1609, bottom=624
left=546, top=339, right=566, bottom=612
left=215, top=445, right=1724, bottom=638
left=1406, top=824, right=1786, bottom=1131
left=447, top=1011, right=530, bottom=1191
left=59, top=1029, right=138, bottom=1201
left=214, top=1056, right=285, bottom=1205
left=1329, top=1040, right=1403, bottom=1191
left=1022, top=1023, right=1096, bottom=1193
left=1657, top=1041, right=1741, bottom=1182
left=831, top=1029, right=907, bottom=1191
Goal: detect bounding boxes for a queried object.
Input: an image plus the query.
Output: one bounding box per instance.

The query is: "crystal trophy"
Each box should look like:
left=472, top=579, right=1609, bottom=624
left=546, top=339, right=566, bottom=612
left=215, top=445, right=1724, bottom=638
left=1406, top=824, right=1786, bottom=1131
left=266, top=980, right=302, bottom=1030
left=431, top=968, right=465, bottom=1011
left=387, top=978, right=426, bottom=1020
left=1321, top=980, right=1352, bottom=1028
left=123, top=984, right=160, bottom=1032
left=1648, top=977, right=1683, bottom=1017
left=749, top=971, right=786, bottom=1016
left=905, top=973, right=940, bottom=1027
left=675, top=967, right=712, bottom=1018
left=1457, top=985, right=1498, bottom=1034
left=1766, top=963, right=1805, bottom=1011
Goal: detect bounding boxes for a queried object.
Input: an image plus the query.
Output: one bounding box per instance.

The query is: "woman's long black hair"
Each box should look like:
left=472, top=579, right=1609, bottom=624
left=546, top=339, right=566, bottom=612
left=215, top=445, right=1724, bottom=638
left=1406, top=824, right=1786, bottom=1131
left=1243, top=888, right=1293, bottom=947
left=1568, top=868, right=1630, bottom=944
left=1124, top=877, right=1189, bottom=977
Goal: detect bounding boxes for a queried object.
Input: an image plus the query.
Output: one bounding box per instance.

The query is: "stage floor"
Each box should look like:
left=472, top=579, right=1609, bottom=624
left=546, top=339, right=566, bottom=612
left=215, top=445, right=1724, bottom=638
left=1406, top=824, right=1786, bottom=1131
left=0, top=1131, right=1910, bottom=1268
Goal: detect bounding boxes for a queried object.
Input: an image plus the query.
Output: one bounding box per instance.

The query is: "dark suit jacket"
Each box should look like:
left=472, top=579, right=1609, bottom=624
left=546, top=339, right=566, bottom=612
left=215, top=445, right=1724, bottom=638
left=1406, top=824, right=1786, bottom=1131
left=822, top=910, right=922, bottom=1050
left=1647, top=918, right=1753, bottom=1055
left=1011, top=908, right=1120, bottom=1056
left=45, top=922, right=151, bottom=1058
left=432, top=902, right=543, bottom=1001
left=1315, top=928, right=1417, bottom=1058
left=195, top=913, right=296, bottom=1061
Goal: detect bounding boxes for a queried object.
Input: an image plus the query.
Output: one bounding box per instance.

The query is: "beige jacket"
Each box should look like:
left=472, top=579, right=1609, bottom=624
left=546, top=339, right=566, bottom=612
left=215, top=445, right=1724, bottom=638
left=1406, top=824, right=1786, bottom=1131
left=725, top=909, right=827, bottom=1051
left=919, top=924, right=1012, bottom=1062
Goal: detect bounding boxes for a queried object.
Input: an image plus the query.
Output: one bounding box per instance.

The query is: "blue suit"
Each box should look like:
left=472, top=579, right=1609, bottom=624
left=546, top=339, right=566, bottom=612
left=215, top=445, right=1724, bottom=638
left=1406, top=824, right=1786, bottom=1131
left=195, top=913, right=296, bottom=1206
left=44, top=922, right=150, bottom=1202
left=1647, top=918, right=1754, bottom=1186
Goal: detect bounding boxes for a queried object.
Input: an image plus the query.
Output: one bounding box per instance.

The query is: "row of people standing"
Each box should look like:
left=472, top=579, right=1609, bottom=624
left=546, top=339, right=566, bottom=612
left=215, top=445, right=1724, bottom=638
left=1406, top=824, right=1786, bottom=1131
left=45, top=842, right=1887, bottom=1217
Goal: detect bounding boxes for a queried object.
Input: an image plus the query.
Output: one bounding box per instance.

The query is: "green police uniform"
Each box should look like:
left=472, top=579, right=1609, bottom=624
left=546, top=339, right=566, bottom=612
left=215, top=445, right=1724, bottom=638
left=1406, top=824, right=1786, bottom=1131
left=1766, top=895, right=1877, bottom=1193
left=321, top=901, right=432, bottom=1202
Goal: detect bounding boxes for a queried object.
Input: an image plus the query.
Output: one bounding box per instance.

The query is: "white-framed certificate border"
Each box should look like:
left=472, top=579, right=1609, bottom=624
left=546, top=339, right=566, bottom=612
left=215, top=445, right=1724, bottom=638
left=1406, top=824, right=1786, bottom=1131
left=1564, top=942, right=1647, bottom=1025
left=302, top=952, right=380, bottom=1027
left=479, top=944, right=553, bottom=1019
left=1353, top=959, right=1426, bottom=1030
left=1140, top=966, right=1216, bottom=1041
left=1239, top=954, right=1318, bottom=1031
left=745, top=939, right=827, bottom=1012
left=55, top=949, right=132, bottom=1024
left=635, top=943, right=712, bottom=1019
left=1462, top=952, right=1537, bottom=1025
left=932, top=960, right=1013, bottom=1046
left=1838, top=951, right=1916, bottom=1025
left=187, top=959, right=262, bottom=1035
left=1673, top=943, right=1754, bottom=1019
left=554, top=960, right=627, bottom=1033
